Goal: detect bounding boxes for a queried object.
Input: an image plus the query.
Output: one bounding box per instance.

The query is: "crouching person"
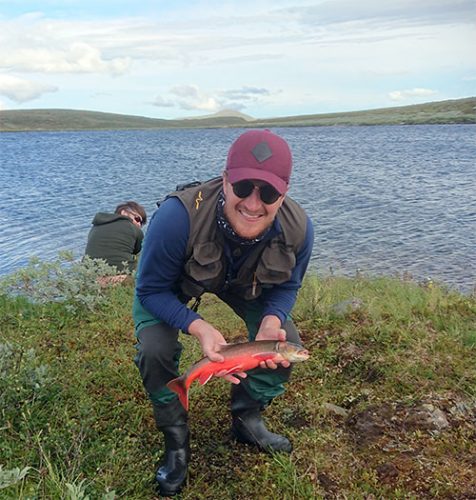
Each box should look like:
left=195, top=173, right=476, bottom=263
left=133, top=129, right=314, bottom=496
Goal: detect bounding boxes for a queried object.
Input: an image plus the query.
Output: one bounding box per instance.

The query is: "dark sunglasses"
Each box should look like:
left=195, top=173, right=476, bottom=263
left=133, top=215, right=143, bottom=225
left=232, top=180, right=281, bottom=205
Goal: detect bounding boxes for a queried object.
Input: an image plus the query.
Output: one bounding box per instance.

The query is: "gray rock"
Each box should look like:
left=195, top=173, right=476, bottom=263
left=323, top=403, right=349, bottom=418
left=331, top=297, right=363, bottom=316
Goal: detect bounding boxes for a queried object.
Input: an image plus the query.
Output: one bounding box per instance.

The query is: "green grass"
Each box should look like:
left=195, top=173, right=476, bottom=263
left=1, top=97, right=475, bottom=132
left=1, top=272, right=475, bottom=498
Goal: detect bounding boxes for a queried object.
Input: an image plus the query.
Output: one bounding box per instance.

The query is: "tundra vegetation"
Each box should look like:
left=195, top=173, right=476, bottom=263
left=0, top=97, right=475, bottom=132
left=1, top=254, right=475, bottom=498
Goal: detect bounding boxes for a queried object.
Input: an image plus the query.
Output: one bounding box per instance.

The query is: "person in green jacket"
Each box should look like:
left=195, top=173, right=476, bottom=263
left=85, top=201, right=147, bottom=272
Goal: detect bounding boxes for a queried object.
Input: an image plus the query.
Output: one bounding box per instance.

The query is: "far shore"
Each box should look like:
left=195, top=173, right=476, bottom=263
left=0, top=96, right=475, bottom=132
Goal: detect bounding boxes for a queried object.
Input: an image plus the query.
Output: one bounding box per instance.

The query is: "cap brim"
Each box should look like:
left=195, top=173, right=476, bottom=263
left=226, top=167, right=288, bottom=194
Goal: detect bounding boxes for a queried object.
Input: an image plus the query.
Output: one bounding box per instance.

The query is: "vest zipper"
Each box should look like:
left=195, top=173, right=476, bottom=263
left=252, top=272, right=257, bottom=296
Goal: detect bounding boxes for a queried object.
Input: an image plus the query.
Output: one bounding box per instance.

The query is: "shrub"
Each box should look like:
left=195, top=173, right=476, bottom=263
left=0, top=252, right=127, bottom=313
left=0, top=342, right=52, bottom=418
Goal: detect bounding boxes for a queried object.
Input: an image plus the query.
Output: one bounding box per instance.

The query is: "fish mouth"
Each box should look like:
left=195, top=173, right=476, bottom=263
left=277, top=342, right=310, bottom=360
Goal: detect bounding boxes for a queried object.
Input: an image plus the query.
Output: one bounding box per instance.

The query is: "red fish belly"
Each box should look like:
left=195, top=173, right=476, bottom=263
left=190, top=352, right=275, bottom=386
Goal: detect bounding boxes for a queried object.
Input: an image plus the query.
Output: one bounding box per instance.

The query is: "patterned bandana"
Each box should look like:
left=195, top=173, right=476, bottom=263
left=215, top=191, right=270, bottom=245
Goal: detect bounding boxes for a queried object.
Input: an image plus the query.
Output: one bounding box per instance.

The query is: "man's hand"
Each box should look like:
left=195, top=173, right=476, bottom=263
left=188, top=318, right=247, bottom=384
left=255, top=315, right=291, bottom=370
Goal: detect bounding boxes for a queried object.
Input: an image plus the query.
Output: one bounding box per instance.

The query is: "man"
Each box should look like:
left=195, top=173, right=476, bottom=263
left=133, top=129, right=314, bottom=496
left=85, top=201, right=146, bottom=272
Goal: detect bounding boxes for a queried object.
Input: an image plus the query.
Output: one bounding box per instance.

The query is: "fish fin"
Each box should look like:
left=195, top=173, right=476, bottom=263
left=251, top=353, right=273, bottom=360
left=166, top=377, right=189, bottom=411
left=198, top=373, right=213, bottom=385
left=223, top=365, right=243, bottom=374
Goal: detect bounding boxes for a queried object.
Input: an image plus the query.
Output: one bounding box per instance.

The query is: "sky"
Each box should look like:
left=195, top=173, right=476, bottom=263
left=0, top=0, right=475, bottom=119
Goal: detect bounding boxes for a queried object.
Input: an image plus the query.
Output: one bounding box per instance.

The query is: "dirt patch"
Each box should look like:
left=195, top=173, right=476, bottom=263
left=344, top=394, right=476, bottom=496
left=347, top=395, right=475, bottom=446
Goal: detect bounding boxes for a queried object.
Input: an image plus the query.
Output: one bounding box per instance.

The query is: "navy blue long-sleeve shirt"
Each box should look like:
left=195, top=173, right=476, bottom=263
left=135, top=196, right=314, bottom=333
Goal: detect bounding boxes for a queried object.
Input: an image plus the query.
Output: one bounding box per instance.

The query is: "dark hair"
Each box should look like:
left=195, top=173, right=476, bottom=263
left=115, top=201, right=147, bottom=225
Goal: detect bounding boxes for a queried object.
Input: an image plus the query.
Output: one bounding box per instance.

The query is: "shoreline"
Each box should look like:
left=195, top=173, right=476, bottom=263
left=1, top=97, right=475, bottom=132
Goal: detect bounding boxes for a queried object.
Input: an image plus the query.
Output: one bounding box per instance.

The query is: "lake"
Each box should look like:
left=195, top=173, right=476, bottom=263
left=0, top=125, right=474, bottom=293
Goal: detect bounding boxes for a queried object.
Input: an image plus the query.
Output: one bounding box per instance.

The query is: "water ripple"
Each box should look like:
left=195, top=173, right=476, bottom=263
left=0, top=125, right=475, bottom=293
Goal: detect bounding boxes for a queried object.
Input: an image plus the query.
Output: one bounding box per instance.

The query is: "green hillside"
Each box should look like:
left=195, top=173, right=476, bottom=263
left=254, top=97, right=476, bottom=127
left=0, top=97, right=475, bottom=132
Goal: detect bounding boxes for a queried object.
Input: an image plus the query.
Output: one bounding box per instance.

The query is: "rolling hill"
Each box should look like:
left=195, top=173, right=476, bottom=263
left=0, top=97, right=474, bottom=132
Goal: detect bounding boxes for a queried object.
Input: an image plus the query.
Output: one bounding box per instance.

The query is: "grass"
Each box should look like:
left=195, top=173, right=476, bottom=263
left=1, top=97, right=475, bottom=132
left=1, top=271, right=475, bottom=499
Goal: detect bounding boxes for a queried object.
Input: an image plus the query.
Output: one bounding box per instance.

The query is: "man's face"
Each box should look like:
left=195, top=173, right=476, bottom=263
left=222, top=173, right=286, bottom=240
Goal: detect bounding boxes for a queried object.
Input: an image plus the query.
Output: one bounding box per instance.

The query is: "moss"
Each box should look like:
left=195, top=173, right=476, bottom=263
left=0, top=270, right=475, bottom=498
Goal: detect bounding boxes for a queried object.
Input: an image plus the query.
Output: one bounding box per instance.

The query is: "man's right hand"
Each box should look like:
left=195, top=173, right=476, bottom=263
left=187, top=318, right=247, bottom=384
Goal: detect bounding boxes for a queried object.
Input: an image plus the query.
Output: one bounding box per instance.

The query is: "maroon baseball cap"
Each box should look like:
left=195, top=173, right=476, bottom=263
left=225, top=129, right=292, bottom=194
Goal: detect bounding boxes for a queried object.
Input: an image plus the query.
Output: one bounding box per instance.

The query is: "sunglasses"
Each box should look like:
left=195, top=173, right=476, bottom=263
left=132, top=215, right=143, bottom=225
left=232, top=180, right=281, bottom=205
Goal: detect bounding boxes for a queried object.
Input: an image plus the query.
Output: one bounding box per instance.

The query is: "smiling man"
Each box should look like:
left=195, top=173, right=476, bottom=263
left=133, top=129, right=314, bottom=496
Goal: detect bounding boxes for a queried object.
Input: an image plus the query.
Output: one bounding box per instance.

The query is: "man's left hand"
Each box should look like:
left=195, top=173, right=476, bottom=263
left=255, top=315, right=291, bottom=370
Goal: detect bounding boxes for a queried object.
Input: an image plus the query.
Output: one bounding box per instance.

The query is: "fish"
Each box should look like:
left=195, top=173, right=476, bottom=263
left=166, top=340, right=310, bottom=411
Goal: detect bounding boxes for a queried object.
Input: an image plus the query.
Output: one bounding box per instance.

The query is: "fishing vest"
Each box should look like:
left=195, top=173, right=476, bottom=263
left=168, top=177, right=307, bottom=301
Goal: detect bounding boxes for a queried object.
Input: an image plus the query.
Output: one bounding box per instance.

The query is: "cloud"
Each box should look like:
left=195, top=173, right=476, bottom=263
left=0, top=3, right=472, bottom=80
left=388, top=88, right=438, bottom=101
left=220, top=86, right=270, bottom=101
left=169, top=85, right=220, bottom=111
left=0, top=74, right=58, bottom=103
left=170, top=85, right=201, bottom=99
left=290, top=0, right=475, bottom=28
left=151, top=95, right=175, bottom=108
left=0, top=2, right=473, bottom=117
left=156, top=84, right=273, bottom=112
left=1, top=41, right=131, bottom=75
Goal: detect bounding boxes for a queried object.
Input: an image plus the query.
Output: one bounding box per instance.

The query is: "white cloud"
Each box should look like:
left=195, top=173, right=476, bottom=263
left=155, top=84, right=273, bottom=112
left=388, top=88, right=438, bottom=101
left=0, top=74, right=58, bottom=103
left=1, top=41, right=130, bottom=75
left=0, top=2, right=473, bottom=117
left=170, top=85, right=220, bottom=112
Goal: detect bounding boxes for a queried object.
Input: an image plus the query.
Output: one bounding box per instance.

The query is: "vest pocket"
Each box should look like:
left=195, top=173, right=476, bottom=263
left=184, top=241, right=223, bottom=285
left=256, top=244, right=295, bottom=284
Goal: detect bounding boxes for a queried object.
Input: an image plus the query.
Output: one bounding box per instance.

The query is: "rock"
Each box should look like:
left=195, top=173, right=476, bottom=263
left=331, top=297, right=363, bottom=316
left=323, top=403, right=349, bottom=418
left=404, top=404, right=449, bottom=432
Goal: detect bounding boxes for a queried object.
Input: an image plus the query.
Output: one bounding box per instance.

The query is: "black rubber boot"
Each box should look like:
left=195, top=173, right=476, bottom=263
left=230, top=384, right=292, bottom=453
left=153, top=399, right=190, bottom=496
left=156, top=425, right=190, bottom=496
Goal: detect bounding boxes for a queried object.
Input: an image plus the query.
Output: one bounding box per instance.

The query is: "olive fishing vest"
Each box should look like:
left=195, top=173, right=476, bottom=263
left=169, top=177, right=307, bottom=301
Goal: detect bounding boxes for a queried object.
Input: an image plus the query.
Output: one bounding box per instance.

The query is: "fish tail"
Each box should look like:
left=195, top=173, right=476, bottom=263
left=166, top=377, right=189, bottom=411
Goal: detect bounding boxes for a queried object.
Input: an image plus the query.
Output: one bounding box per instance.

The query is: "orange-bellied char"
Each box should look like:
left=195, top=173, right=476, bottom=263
left=167, top=340, right=309, bottom=410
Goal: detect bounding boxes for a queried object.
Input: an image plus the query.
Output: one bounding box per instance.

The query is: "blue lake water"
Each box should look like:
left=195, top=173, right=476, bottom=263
left=0, top=125, right=475, bottom=293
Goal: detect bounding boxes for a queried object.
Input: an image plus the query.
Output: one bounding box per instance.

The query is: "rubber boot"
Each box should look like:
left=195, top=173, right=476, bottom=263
left=230, top=384, right=292, bottom=453
left=153, top=399, right=190, bottom=496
